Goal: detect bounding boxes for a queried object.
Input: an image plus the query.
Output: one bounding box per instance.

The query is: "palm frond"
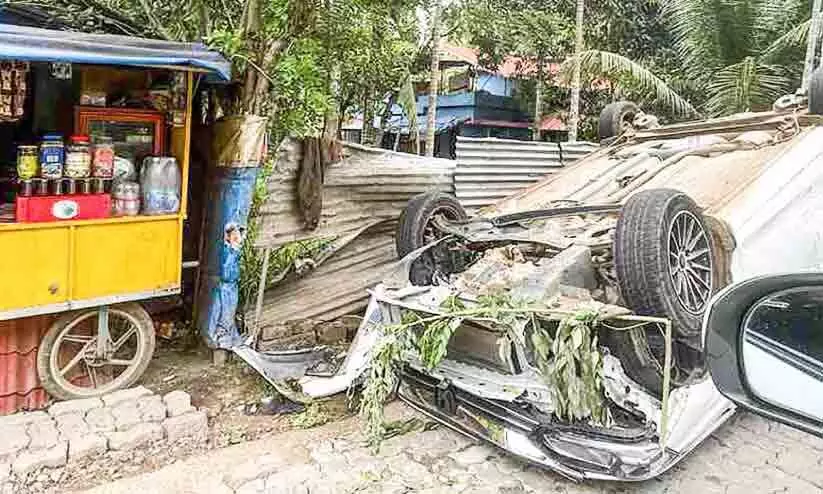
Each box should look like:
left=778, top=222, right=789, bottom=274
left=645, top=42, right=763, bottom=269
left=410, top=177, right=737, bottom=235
left=762, top=18, right=811, bottom=60
left=705, top=57, right=793, bottom=116
left=560, top=50, right=697, bottom=116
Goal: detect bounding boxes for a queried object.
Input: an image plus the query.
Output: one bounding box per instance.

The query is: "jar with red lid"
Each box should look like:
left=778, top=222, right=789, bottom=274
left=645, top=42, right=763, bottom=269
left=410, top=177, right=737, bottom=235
left=64, top=134, right=91, bottom=178
left=92, top=136, right=114, bottom=178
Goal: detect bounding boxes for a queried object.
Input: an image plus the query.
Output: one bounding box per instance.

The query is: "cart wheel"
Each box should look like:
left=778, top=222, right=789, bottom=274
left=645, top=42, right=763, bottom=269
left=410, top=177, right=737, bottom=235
left=37, top=303, right=156, bottom=401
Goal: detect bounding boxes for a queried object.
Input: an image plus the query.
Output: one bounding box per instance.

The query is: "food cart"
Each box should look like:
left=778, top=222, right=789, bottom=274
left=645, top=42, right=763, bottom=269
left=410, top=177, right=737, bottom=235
left=0, top=24, right=230, bottom=402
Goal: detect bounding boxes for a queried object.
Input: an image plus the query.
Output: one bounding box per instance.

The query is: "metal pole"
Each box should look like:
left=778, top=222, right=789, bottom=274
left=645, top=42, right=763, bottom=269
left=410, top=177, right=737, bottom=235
left=568, top=0, right=585, bottom=142
left=803, top=0, right=823, bottom=91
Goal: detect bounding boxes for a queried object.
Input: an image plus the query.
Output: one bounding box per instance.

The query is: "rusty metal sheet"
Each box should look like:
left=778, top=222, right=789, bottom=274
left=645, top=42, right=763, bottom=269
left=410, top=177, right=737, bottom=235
left=455, top=137, right=597, bottom=209
left=255, top=139, right=455, bottom=248
left=0, top=316, right=53, bottom=415
left=247, top=225, right=400, bottom=327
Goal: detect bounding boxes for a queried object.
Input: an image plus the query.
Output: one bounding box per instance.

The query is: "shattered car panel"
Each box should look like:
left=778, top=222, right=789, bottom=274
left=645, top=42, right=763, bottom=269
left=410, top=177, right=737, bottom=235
left=237, top=109, right=823, bottom=482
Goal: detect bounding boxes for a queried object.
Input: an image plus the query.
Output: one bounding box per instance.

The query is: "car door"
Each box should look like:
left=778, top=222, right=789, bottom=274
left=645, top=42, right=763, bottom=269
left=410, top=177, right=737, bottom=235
left=704, top=273, right=823, bottom=437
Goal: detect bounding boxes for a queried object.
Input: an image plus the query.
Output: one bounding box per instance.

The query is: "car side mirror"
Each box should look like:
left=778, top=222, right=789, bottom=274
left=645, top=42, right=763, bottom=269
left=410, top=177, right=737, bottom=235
left=704, top=273, right=823, bottom=437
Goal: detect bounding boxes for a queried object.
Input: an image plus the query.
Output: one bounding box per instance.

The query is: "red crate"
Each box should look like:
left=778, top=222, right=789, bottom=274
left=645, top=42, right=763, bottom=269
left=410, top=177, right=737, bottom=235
left=15, top=194, right=111, bottom=223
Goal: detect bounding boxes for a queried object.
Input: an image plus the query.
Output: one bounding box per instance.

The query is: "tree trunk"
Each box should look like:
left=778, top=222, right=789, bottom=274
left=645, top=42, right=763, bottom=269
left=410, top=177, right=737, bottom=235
left=568, top=0, right=585, bottom=142
left=373, top=92, right=397, bottom=148
left=425, top=0, right=442, bottom=157
left=360, top=90, right=374, bottom=145
left=533, top=57, right=544, bottom=141
left=805, top=0, right=823, bottom=90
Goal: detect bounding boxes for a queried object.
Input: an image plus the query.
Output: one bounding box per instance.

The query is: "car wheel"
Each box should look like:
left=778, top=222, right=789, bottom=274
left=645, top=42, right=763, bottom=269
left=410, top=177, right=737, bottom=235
left=396, top=192, right=468, bottom=286
left=609, top=189, right=723, bottom=394
left=396, top=191, right=467, bottom=258
left=810, top=69, right=823, bottom=115
left=598, top=101, right=639, bottom=141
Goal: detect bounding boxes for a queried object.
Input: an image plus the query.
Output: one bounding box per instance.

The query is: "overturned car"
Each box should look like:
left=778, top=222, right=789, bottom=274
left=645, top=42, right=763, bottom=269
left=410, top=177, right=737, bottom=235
left=240, top=99, right=823, bottom=482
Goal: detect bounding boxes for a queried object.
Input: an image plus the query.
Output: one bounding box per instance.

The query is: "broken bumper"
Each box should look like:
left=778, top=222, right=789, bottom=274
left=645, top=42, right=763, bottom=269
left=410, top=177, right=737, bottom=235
left=399, top=365, right=700, bottom=482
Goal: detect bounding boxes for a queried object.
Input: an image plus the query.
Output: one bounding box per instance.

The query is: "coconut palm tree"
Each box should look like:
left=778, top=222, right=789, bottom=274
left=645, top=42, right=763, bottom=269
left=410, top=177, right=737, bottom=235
left=563, top=0, right=814, bottom=118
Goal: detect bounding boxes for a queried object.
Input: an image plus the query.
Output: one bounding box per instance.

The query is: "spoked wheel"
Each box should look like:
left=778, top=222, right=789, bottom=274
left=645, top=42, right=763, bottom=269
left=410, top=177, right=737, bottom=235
left=667, top=210, right=713, bottom=315
left=37, top=303, right=156, bottom=400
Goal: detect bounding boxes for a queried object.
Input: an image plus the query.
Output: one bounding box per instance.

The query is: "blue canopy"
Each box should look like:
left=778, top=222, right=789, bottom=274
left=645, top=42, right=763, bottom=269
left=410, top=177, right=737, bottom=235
left=0, top=24, right=231, bottom=81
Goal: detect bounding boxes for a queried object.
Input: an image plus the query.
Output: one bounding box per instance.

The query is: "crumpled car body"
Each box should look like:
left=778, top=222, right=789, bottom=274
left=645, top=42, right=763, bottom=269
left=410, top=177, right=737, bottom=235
left=245, top=110, right=823, bottom=481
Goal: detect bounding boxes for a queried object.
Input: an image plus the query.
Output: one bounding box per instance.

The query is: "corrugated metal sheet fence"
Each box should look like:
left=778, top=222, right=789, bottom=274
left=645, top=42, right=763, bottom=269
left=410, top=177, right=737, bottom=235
left=455, top=137, right=598, bottom=208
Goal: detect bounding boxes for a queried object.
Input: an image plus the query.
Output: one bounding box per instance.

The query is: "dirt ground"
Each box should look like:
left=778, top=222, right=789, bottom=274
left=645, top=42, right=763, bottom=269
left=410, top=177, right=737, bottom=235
left=35, top=337, right=353, bottom=493
left=141, top=339, right=353, bottom=448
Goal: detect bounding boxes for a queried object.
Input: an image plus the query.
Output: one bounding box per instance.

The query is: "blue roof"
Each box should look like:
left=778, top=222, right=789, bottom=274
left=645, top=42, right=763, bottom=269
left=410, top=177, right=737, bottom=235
left=0, top=24, right=231, bottom=81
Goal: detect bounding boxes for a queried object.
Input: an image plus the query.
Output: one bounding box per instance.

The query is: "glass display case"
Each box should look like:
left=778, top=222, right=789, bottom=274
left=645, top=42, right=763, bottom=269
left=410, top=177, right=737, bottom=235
left=74, top=107, right=166, bottom=165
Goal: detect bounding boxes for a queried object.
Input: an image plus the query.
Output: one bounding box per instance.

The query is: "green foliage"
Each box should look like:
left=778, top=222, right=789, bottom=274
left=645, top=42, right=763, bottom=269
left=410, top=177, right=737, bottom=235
left=290, top=402, right=331, bottom=428
left=357, top=294, right=611, bottom=450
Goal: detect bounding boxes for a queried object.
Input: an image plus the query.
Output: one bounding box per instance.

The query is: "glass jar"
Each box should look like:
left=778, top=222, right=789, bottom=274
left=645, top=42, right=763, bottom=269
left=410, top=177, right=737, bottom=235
left=64, top=135, right=91, bottom=178
left=39, top=134, right=64, bottom=179
left=91, top=136, right=115, bottom=178
left=16, top=145, right=38, bottom=179
left=112, top=181, right=140, bottom=216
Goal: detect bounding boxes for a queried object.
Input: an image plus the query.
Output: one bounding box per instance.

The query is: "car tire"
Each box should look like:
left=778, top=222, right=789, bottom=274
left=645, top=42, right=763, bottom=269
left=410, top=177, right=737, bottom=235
left=598, top=101, right=639, bottom=141
left=810, top=69, right=823, bottom=115
left=395, top=191, right=467, bottom=258
left=608, top=189, right=721, bottom=394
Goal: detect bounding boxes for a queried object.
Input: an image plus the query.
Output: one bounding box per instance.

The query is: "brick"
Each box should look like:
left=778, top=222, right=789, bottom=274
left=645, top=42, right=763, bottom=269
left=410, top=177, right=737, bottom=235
left=55, top=413, right=90, bottom=441
left=0, top=411, right=50, bottom=428
left=85, top=407, right=115, bottom=433
left=0, top=425, right=30, bottom=459
left=137, top=395, right=167, bottom=423
left=26, top=420, right=59, bottom=451
left=100, top=386, right=152, bottom=408
left=68, top=434, right=108, bottom=462
left=48, top=398, right=103, bottom=417
left=162, top=411, right=207, bottom=443
left=105, top=422, right=163, bottom=451
left=12, top=441, right=67, bottom=476
left=162, top=390, right=194, bottom=417
left=223, top=454, right=287, bottom=489
left=111, top=401, right=142, bottom=431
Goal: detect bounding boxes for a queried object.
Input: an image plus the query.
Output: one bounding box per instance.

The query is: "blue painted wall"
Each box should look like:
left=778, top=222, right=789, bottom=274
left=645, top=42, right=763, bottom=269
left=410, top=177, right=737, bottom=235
left=475, top=73, right=512, bottom=97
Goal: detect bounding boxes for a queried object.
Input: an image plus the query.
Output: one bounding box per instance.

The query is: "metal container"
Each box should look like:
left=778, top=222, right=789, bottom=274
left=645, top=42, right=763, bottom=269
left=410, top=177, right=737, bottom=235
left=77, top=179, right=92, bottom=195
left=49, top=179, right=63, bottom=196
left=112, top=181, right=140, bottom=216
left=17, top=179, right=33, bottom=197
left=33, top=178, right=48, bottom=196
left=62, top=178, right=77, bottom=195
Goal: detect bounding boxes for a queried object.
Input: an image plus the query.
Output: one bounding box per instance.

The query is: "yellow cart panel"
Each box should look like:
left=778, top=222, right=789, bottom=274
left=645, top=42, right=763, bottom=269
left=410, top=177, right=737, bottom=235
left=0, top=228, right=70, bottom=311
left=72, top=217, right=181, bottom=300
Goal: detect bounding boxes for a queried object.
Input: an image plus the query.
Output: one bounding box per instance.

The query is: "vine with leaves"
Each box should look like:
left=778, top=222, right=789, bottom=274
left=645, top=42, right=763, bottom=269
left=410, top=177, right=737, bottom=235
left=357, top=294, right=614, bottom=450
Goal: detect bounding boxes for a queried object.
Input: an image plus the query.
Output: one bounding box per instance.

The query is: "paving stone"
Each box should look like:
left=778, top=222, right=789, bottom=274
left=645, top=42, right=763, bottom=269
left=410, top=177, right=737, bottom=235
left=162, top=410, right=207, bottom=443
left=137, top=395, right=167, bottom=422
left=48, top=397, right=103, bottom=417
left=55, top=412, right=90, bottom=441
left=12, top=441, right=67, bottom=476
left=264, top=464, right=320, bottom=489
left=100, top=386, right=152, bottom=408
left=105, top=422, right=163, bottom=451
left=223, top=454, right=287, bottom=489
left=449, top=445, right=494, bottom=467
left=26, top=420, right=59, bottom=451
left=111, top=401, right=143, bottom=431
left=0, top=411, right=50, bottom=428
left=68, top=433, right=108, bottom=461
left=162, top=390, right=195, bottom=417
left=0, top=464, right=9, bottom=483
left=0, top=424, right=30, bottom=460
left=85, top=407, right=116, bottom=433
left=234, top=478, right=264, bottom=494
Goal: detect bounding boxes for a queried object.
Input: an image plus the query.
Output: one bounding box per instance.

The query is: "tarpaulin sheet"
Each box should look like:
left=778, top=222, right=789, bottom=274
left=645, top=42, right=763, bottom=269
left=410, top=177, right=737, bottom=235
left=0, top=23, right=231, bottom=81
